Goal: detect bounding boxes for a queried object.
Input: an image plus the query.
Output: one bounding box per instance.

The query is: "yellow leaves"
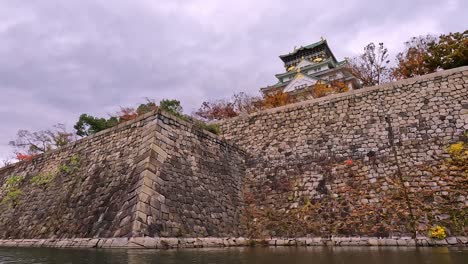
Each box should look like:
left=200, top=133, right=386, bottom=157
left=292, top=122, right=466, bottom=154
left=263, top=91, right=294, bottom=109
left=312, top=81, right=349, bottom=98
left=447, top=142, right=464, bottom=155
left=312, top=83, right=334, bottom=98
left=429, top=225, right=447, bottom=240
left=446, top=141, right=468, bottom=167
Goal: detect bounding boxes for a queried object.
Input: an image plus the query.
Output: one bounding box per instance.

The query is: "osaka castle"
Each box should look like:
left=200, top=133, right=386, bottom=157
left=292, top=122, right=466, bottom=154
left=260, top=39, right=361, bottom=97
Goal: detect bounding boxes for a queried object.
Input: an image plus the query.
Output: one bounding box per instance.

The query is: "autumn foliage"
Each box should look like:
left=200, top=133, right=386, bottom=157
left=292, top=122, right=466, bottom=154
left=347, top=42, right=392, bottom=87
left=195, top=92, right=260, bottom=121
left=312, top=83, right=333, bottom=98
left=427, top=30, right=468, bottom=70
left=9, top=124, right=75, bottom=158
left=75, top=99, right=166, bottom=136
left=195, top=100, right=238, bottom=121
left=392, top=35, right=438, bottom=79
left=307, top=81, right=349, bottom=98
left=117, top=107, right=140, bottom=122
left=16, top=153, right=36, bottom=161
left=263, top=91, right=293, bottom=108
left=195, top=82, right=351, bottom=121
left=393, top=31, right=467, bottom=80
left=115, top=99, right=159, bottom=122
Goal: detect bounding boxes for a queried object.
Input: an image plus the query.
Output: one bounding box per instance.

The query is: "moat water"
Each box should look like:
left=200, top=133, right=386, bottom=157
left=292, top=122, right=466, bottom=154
left=0, top=247, right=467, bottom=264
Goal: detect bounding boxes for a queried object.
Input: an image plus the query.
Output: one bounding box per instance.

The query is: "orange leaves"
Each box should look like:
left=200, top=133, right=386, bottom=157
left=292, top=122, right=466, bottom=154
left=392, top=35, right=437, bottom=79
left=330, top=81, right=349, bottom=93
left=263, top=91, right=294, bottom=108
left=195, top=100, right=238, bottom=121
left=117, top=107, right=139, bottom=122
left=312, top=83, right=334, bottom=98
left=196, top=83, right=351, bottom=121
left=195, top=92, right=260, bottom=121
left=312, top=81, right=349, bottom=98
left=16, top=153, right=36, bottom=162
left=116, top=100, right=159, bottom=122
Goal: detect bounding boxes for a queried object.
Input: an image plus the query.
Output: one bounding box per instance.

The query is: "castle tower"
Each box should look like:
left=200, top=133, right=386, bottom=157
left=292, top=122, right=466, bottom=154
left=260, top=39, right=361, bottom=98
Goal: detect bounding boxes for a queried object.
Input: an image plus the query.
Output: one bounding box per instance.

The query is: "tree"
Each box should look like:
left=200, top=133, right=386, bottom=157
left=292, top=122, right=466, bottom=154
left=195, top=100, right=238, bottom=121
left=116, top=99, right=159, bottom=122
left=426, top=30, right=468, bottom=70
left=348, top=42, right=392, bottom=87
left=159, top=99, right=183, bottom=117
left=309, top=81, right=349, bottom=98
left=393, top=35, right=438, bottom=79
left=263, top=91, right=293, bottom=109
left=310, top=83, right=333, bottom=98
left=9, top=124, right=75, bottom=158
left=294, top=81, right=350, bottom=99
left=136, top=99, right=158, bottom=115
left=74, top=99, right=182, bottom=136
left=195, top=92, right=260, bottom=121
left=74, top=114, right=118, bottom=137
left=330, top=81, right=349, bottom=93
left=232, top=92, right=260, bottom=114
left=116, top=107, right=139, bottom=122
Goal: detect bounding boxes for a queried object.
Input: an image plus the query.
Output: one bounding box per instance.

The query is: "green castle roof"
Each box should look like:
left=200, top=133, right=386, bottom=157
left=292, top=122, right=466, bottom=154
left=279, top=39, right=327, bottom=59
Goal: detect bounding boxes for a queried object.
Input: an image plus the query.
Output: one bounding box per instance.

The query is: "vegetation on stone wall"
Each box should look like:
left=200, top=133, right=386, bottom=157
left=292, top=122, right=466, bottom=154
left=30, top=172, right=55, bottom=187
left=194, top=121, right=221, bottom=135
left=195, top=81, right=351, bottom=122
left=293, top=81, right=349, bottom=99
left=1, top=175, right=25, bottom=207
left=58, top=154, right=80, bottom=174
left=429, top=225, right=447, bottom=240
left=1, top=154, right=82, bottom=206
left=195, top=92, right=261, bottom=121
left=75, top=99, right=185, bottom=137
left=262, top=91, right=293, bottom=109
left=241, top=133, right=468, bottom=238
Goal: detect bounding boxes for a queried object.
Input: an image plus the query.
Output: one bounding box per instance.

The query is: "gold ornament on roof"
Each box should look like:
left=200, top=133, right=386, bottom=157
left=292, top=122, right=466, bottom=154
left=287, top=65, right=296, bottom=72
left=313, top=57, right=323, bottom=63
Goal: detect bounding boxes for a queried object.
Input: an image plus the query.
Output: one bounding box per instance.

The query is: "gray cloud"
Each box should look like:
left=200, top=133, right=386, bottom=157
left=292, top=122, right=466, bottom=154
left=0, top=0, right=466, bottom=161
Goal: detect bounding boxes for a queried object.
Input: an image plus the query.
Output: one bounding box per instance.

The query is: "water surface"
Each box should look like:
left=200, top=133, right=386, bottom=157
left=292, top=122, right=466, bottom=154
left=0, top=246, right=467, bottom=264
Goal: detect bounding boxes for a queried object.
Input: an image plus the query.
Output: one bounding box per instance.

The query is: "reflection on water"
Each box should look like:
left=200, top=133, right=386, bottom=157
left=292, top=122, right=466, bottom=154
left=0, top=246, right=466, bottom=264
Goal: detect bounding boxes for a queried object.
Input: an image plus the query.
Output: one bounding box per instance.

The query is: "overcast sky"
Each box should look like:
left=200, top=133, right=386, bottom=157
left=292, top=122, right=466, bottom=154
left=0, top=0, right=467, bottom=161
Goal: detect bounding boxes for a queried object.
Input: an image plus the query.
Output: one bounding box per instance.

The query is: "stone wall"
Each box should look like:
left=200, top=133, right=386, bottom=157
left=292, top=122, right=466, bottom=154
left=220, top=67, right=468, bottom=237
left=1, top=67, right=467, bottom=242
left=0, top=111, right=245, bottom=239
left=132, top=113, right=245, bottom=238
left=1, top=236, right=467, bottom=248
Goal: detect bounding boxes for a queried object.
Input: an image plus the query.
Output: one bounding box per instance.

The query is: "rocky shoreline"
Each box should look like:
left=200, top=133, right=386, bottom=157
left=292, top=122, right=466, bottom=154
left=0, top=236, right=467, bottom=249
